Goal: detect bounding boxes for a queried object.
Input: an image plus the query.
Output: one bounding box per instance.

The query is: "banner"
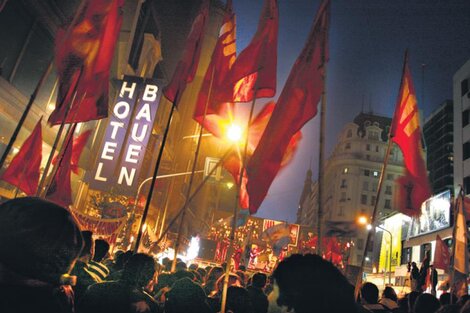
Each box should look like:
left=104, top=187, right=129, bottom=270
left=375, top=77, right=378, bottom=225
left=89, top=76, right=161, bottom=194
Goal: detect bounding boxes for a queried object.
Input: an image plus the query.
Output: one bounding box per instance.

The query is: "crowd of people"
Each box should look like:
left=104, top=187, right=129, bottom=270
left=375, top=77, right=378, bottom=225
left=0, top=197, right=468, bottom=313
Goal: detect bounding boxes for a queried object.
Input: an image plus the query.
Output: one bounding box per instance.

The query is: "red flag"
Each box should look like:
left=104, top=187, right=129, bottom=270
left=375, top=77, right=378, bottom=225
left=223, top=102, right=301, bottom=209
left=390, top=53, right=432, bottom=217
left=46, top=129, right=75, bottom=207
left=219, top=0, right=278, bottom=102
left=53, top=129, right=92, bottom=174
left=48, top=0, right=124, bottom=125
left=0, top=119, right=43, bottom=195
left=193, top=1, right=236, bottom=138
left=163, top=0, right=209, bottom=105
left=434, top=235, right=450, bottom=271
left=246, top=0, right=330, bottom=214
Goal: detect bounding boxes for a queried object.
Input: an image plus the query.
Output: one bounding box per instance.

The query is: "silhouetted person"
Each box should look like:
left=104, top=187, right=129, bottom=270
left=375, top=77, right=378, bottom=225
left=164, top=278, right=211, bottom=313
left=226, top=286, right=255, bottom=313
left=0, top=197, right=83, bottom=313
left=247, top=272, right=268, bottom=313
left=88, top=239, right=110, bottom=281
left=430, top=265, right=438, bottom=296
left=360, top=282, right=391, bottom=312
left=78, top=253, right=158, bottom=313
left=413, top=293, right=440, bottom=313
left=272, top=253, right=357, bottom=313
left=410, top=262, right=420, bottom=292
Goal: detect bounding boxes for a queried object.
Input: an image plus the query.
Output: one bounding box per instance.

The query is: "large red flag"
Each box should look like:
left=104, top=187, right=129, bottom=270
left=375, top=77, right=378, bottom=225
left=193, top=0, right=236, bottom=138
left=52, top=129, right=92, bottom=174
left=391, top=53, right=431, bottom=217
left=218, top=0, right=278, bottom=103
left=223, top=102, right=301, bottom=209
left=48, top=0, right=124, bottom=125
left=163, top=0, right=209, bottom=105
left=433, top=235, right=450, bottom=271
left=0, top=119, right=43, bottom=195
left=246, top=0, right=330, bottom=214
left=46, top=129, right=75, bottom=207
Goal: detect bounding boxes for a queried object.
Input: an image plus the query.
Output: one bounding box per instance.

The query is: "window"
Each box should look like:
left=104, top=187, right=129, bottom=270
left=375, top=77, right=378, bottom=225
left=385, top=185, right=392, bottom=195
left=340, top=192, right=346, bottom=202
left=347, top=129, right=353, bottom=138
left=464, top=142, right=470, bottom=160
left=340, top=179, right=347, bottom=188
left=375, top=145, right=379, bottom=152
left=363, top=181, right=369, bottom=191
left=357, top=254, right=363, bottom=264
left=372, top=183, right=378, bottom=192
left=366, top=144, right=371, bottom=151
left=373, top=171, right=379, bottom=177
left=361, top=194, right=368, bottom=205
left=343, top=167, right=349, bottom=174
left=345, top=143, right=351, bottom=150
left=387, top=174, right=394, bottom=180
left=366, top=154, right=370, bottom=160
left=370, top=196, right=376, bottom=206
left=401, top=247, right=412, bottom=265
left=364, top=169, right=370, bottom=176
left=464, top=176, right=470, bottom=195
left=368, top=131, right=379, bottom=140
left=462, top=78, right=469, bottom=96
left=463, top=110, right=470, bottom=127
left=384, top=199, right=391, bottom=209
left=357, top=239, right=364, bottom=250
left=420, top=243, right=431, bottom=262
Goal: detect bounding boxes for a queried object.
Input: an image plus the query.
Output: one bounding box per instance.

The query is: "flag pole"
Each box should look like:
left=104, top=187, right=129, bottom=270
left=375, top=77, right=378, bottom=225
left=133, top=98, right=177, bottom=253
left=153, top=147, right=232, bottom=247
left=169, top=67, right=216, bottom=269
left=220, top=82, right=260, bottom=313
left=354, top=51, right=409, bottom=299
left=0, top=62, right=52, bottom=171
left=36, top=90, right=77, bottom=196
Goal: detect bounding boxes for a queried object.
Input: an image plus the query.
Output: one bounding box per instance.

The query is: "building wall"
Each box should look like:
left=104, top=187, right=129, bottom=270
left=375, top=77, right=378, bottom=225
left=297, top=113, right=409, bottom=267
left=424, top=100, right=454, bottom=195
left=453, top=59, right=470, bottom=195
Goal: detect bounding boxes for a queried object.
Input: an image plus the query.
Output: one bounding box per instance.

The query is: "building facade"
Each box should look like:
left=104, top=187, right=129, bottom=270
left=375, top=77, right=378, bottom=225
left=454, top=59, right=470, bottom=195
left=298, top=112, right=408, bottom=268
left=424, top=100, right=454, bottom=195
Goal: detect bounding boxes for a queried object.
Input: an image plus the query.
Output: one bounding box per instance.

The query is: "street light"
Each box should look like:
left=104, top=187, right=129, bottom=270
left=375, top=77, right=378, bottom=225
left=357, top=214, right=393, bottom=286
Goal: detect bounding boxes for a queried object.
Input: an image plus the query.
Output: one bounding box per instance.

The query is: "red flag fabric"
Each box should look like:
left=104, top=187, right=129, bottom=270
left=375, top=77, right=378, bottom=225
left=0, top=119, right=43, bottom=195
left=434, top=235, right=450, bottom=271
left=218, top=0, right=278, bottom=102
left=193, top=0, right=236, bottom=138
left=163, top=0, right=209, bottom=105
left=48, top=0, right=124, bottom=125
left=390, top=53, right=432, bottom=217
left=246, top=0, right=330, bottom=214
left=223, top=102, right=301, bottom=209
left=52, top=129, right=92, bottom=174
left=46, top=129, right=75, bottom=207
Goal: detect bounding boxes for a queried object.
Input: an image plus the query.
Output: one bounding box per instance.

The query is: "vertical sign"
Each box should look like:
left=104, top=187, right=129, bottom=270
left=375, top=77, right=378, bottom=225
left=117, top=79, right=161, bottom=190
left=89, top=76, right=161, bottom=194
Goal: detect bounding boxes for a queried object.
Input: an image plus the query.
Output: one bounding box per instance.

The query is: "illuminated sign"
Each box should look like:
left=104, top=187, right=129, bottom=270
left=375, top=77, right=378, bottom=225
left=409, top=190, right=451, bottom=238
left=89, top=76, right=161, bottom=194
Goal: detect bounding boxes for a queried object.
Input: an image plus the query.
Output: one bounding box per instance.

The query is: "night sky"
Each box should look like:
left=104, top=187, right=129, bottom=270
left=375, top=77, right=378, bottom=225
left=231, top=0, right=470, bottom=223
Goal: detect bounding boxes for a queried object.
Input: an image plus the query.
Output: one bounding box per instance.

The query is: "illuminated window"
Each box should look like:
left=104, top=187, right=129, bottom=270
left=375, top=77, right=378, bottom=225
left=343, top=167, right=349, bottom=174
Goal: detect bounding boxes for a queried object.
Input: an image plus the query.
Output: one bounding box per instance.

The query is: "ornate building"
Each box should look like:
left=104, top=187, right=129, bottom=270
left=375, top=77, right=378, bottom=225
left=297, top=112, right=408, bottom=268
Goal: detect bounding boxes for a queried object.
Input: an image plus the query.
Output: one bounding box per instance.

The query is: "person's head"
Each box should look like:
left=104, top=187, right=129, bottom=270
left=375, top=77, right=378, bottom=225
left=251, top=272, right=267, bottom=289
left=412, top=262, right=417, bottom=269
left=408, top=291, right=420, bottom=312
left=360, top=282, right=379, bottom=304
left=114, top=250, right=133, bottom=271
left=173, top=270, right=195, bottom=282
left=435, top=304, right=460, bottom=313
left=196, top=267, right=207, bottom=282
left=175, top=261, right=187, bottom=271
left=189, top=263, right=198, bottom=271
left=273, top=253, right=356, bottom=313
left=382, top=286, right=398, bottom=302
left=121, top=253, right=156, bottom=289
left=226, top=286, right=254, bottom=313
left=165, top=278, right=211, bottom=313
left=207, top=266, right=224, bottom=283
left=0, top=197, right=83, bottom=285
left=440, top=293, right=458, bottom=306
left=414, top=293, right=440, bottom=313
left=216, top=273, right=242, bottom=293
left=93, top=239, right=110, bottom=262
left=79, top=231, right=94, bottom=263
left=239, top=265, right=246, bottom=272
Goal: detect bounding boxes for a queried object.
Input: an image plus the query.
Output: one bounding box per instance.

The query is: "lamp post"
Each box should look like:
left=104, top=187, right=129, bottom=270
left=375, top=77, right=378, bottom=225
left=357, top=215, right=393, bottom=286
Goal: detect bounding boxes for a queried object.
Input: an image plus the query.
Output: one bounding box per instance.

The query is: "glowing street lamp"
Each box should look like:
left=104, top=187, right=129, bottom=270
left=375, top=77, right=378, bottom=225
left=226, top=124, right=243, bottom=143
left=357, top=215, right=368, bottom=226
